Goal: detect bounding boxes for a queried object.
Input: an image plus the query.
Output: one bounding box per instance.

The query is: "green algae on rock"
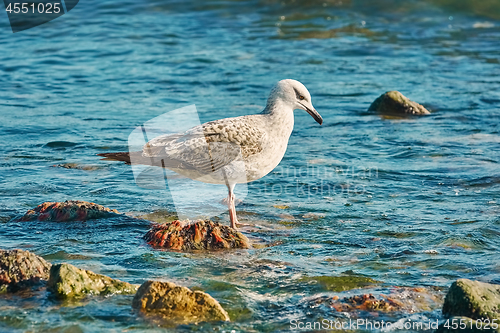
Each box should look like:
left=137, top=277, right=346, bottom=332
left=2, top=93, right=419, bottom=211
left=442, top=279, right=500, bottom=321
left=18, top=201, right=120, bottom=222
left=0, top=249, right=51, bottom=292
left=47, top=263, right=139, bottom=298
left=299, top=275, right=380, bottom=292
left=138, top=210, right=179, bottom=224
left=369, top=91, right=431, bottom=116
left=132, top=280, right=230, bottom=324
left=144, top=220, right=250, bottom=251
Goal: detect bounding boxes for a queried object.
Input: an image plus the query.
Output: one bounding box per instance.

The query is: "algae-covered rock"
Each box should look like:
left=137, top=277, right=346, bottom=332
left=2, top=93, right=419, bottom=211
left=331, top=293, right=402, bottom=312
left=330, top=286, right=444, bottom=314
left=442, top=279, right=500, bottom=321
left=369, top=91, right=430, bottom=116
left=144, top=220, right=250, bottom=251
left=306, top=286, right=444, bottom=317
left=0, top=249, right=51, bottom=292
left=132, top=280, right=230, bottom=324
left=47, top=263, right=138, bottom=298
left=18, top=201, right=120, bottom=222
left=138, top=210, right=179, bottom=224
left=299, top=275, right=380, bottom=292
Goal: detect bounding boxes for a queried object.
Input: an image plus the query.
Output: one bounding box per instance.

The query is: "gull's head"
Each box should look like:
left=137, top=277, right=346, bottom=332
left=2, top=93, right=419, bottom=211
left=267, top=79, right=323, bottom=125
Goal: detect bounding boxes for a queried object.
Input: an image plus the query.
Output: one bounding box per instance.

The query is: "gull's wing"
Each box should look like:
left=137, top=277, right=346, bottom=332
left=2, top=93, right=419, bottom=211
left=142, top=116, right=266, bottom=175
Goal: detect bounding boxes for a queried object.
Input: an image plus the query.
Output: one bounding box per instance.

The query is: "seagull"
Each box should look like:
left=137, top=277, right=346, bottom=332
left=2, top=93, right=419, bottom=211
left=98, top=79, right=322, bottom=229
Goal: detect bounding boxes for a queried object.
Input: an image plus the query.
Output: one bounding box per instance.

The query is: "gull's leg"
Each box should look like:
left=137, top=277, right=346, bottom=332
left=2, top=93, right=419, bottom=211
left=227, top=183, right=239, bottom=229
left=226, top=184, right=251, bottom=229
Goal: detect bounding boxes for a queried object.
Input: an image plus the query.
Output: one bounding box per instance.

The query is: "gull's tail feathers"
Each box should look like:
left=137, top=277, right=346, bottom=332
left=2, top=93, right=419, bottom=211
left=98, top=151, right=166, bottom=168
left=97, top=152, right=134, bottom=164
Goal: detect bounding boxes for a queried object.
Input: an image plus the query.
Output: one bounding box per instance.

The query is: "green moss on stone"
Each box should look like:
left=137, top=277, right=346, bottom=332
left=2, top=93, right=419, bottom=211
left=300, top=275, right=380, bottom=292
left=369, top=91, right=430, bottom=116
left=47, top=263, right=139, bottom=298
left=443, top=279, right=500, bottom=321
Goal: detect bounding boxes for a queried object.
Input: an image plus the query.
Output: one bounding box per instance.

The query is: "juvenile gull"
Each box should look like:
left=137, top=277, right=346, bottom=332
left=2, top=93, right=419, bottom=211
left=98, top=79, right=322, bottom=229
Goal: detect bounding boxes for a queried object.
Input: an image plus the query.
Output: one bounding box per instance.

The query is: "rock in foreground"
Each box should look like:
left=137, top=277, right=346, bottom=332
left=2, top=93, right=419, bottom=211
left=18, top=201, right=120, bottom=222
left=47, top=263, right=138, bottom=298
left=144, top=220, right=250, bottom=251
left=368, top=91, right=430, bottom=116
left=132, top=280, right=230, bottom=324
left=442, top=279, right=500, bottom=321
left=0, top=249, right=51, bottom=292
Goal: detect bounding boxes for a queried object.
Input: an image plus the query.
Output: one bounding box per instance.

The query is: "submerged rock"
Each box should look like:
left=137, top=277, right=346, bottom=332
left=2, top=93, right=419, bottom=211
left=298, top=24, right=378, bottom=39
left=368, top=91, right=430, bottom=116
left=299, top=275, right=380, bottom=292
left=331, top=293, right=402, bottom=312
left=442, top=279, right=500, bottom=321
left=138, top=210, right=179, bottom=224
left=307, top=286, right=444, bottom=317
left=18, top=200, right=120, bottom=222
left=132, top=280, right=230, bottom=324
left=329, top=287, right=444, bottom=313
left=47, top=263, right=138, bottom=298
left=0, top=249, right=51, bottom=292
left=144, top=220, right=250, bottom=251
left=51, top=163, right=101, bottom=171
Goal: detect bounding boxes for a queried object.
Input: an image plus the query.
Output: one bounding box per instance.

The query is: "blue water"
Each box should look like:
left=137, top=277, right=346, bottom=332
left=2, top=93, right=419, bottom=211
left=1, top=0, right=500, bottom=331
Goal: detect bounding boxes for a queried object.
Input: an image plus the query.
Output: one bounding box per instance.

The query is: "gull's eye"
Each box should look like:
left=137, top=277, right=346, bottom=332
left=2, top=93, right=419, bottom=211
left=299, top=95, right=305, bottom=100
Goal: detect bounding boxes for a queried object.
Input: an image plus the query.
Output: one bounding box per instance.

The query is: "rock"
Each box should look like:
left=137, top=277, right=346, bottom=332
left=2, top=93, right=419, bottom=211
left=138, top=210, right=179, bottom=224
left=329, top=286, right=444, bottom=313
left=331, top=293, right=403, bottom=312
left=47, top=263, right=138, bottom=298
left=18, top=200, right=120, bottom=222
left=51, top=163, right=101, bottom=171
left=132, top=280, right=230, bottom=324
left=442, top=279, right=500, bottom=321
left=144, top=220, right=250, bottom=251
left=368, top=91, right=430, bottom=116
left=0, top=249, right=51, bottom=292
left=298, top=24, right=378, bottom=39
left=299, top=275, right=380, bottom=292
left=307, top=286, right=444, bottom=318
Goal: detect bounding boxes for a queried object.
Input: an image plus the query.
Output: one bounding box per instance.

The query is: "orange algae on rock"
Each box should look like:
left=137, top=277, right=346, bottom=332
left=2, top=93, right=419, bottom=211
left=18, top=201, right=120, bottom=222
left=144, top=220, right=250, bottom=251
